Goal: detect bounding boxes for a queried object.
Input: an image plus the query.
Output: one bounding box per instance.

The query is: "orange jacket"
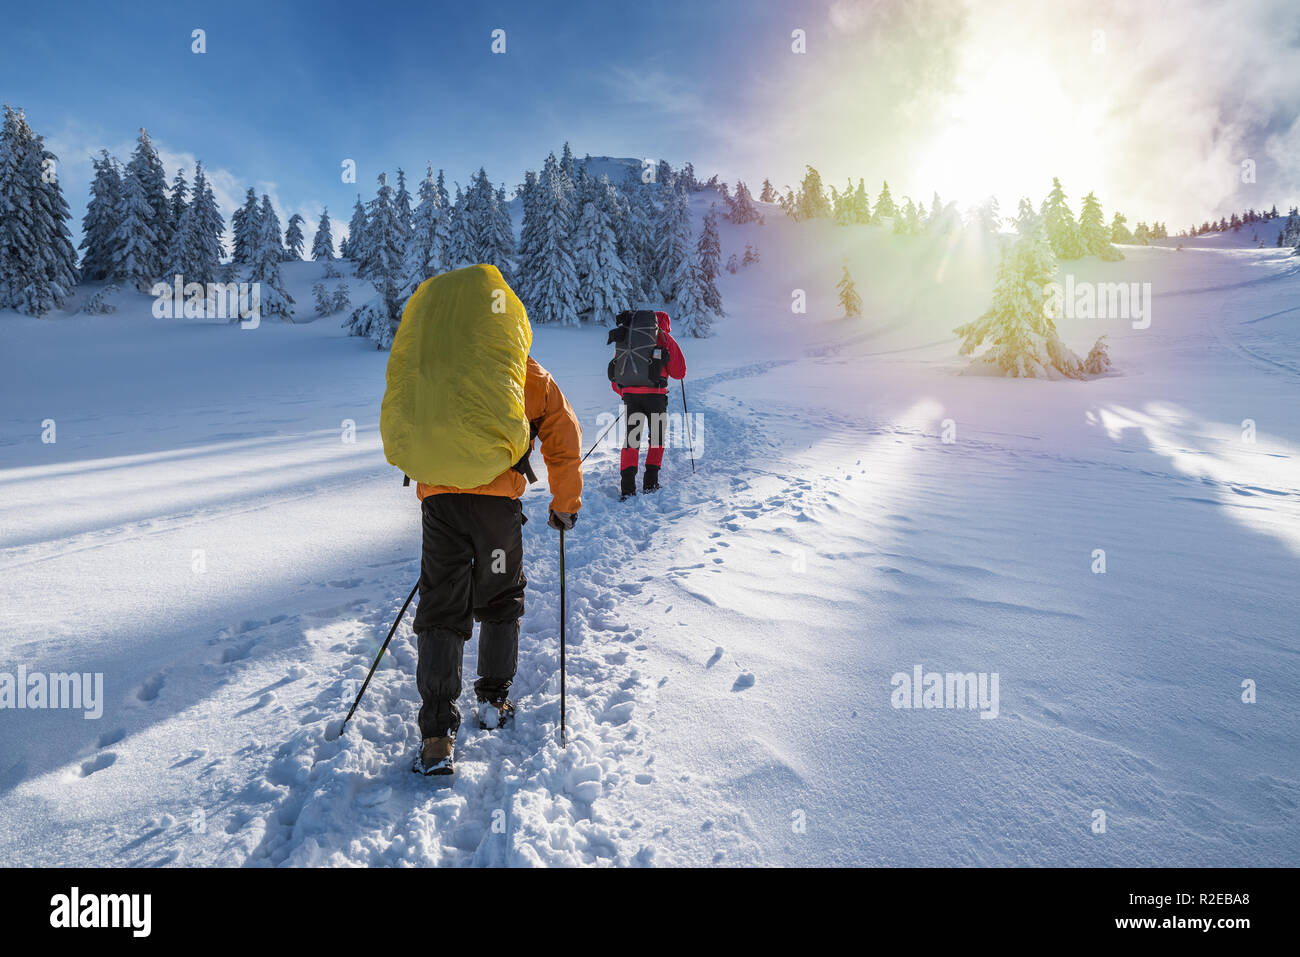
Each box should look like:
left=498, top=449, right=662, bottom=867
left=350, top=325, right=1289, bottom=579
left=417, top=356, right=583, bottom=514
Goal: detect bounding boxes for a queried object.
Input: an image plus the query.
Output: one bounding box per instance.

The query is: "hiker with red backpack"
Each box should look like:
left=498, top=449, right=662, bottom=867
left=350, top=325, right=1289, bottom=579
left=607, top=309, right=687, bottom=500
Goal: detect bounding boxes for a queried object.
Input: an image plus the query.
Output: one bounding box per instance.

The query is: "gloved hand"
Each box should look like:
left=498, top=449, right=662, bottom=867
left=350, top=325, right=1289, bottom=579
left=548, top=510, right=577, bottom=531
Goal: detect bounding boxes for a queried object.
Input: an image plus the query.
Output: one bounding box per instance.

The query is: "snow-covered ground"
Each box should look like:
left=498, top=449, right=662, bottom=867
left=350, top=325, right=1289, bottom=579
left=1, top=204, right=1297, bottom=866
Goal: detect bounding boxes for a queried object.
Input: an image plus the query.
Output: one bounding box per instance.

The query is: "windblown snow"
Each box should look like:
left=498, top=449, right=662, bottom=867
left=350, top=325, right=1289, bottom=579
left=1, top=198, right=1297, bottom=866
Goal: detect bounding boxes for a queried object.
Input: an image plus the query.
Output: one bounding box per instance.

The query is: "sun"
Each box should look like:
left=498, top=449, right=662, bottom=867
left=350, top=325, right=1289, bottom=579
left=914, top=49, right=1100, bottom=212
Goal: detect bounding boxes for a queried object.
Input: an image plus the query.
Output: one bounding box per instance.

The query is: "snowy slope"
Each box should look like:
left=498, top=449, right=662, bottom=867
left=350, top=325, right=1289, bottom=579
left=1, top=206, right=1297, bottom=867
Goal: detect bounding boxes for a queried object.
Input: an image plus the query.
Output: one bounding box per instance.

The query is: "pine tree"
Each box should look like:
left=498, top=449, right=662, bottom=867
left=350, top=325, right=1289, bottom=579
left=853, top=179, right=872, bottom=224
left=358, top=173, right=406, bottom=305
left=187, top=163, right=224, bottom=286
left=231, top=188, right=261, bottom=264
left=969, top=196, right=1001, bottom=235
left=312, top=208, right=335, bottom=261
left=954, top=202, right=1085, bottom=379
left=1078, top=192, right=1123, bottom=260
left=168, top=168, right=188, bottom=247
left=873, top=180, right=897, bottom=222
left=484, top=182, right=516, bottom=284
left=572, top=176, right=632, bottom=324
left=283, top=213, right=306, bottom=261
left=1133, top=222, right=1151, bottom=244
left=1042, top=178, right=1084, bottom=259
left=0, top=106, right=78, bottom=313
left=515, top=169, right=543, bottom=309
left=79, top=150, right=122, bottom=282
left=837, top=264, right=862, bottom=318
left=446, top=186, right=475, bottom=270
left=247, top=194, right=294, bottom=321
left=393, top=168, right=413, bottom=244
left=653, top=185, right=693, bottom=301
left=530, top=153, right=580, bottom=325
left=760, top=178, right=776, bottom=203
left=401, top=166, right=446, bottom=293
left=729, top=180, right=761, bottom=224
left=345, top=196, right=368, bottom=263
left=795, top=166, right=832, bottom=220
left=125, top=128, right=171, bottom=273
left=696, top=205, right=723, bottom=315
left=1109, top=211, right=1133, bottom=244
left=108, top=169, right=160, bottom=292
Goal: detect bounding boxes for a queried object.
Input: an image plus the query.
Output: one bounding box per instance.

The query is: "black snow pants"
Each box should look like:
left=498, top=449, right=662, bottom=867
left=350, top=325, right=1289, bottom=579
left=412, top=493, right=526, bottom=738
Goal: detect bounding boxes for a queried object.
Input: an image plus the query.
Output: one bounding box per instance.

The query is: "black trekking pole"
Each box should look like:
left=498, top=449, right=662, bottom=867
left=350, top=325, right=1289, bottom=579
left=340, top=579, right=419, bottom=734
left=580, top=412, right=621, bottom=465
left=559, top=527, right=567, bottom=748
left=680, top=380, right=696, bottom=474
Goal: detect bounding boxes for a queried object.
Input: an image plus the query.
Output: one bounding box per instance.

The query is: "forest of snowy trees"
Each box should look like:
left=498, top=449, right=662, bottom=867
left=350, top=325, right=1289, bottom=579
left=340, top=145, right=724, bottom=348
left=5, top=102, right=1298, bottom=350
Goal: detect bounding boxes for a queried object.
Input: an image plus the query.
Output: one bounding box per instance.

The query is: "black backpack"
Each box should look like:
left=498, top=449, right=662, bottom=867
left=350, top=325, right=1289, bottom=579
left=607, top=310, right=663, bottom=388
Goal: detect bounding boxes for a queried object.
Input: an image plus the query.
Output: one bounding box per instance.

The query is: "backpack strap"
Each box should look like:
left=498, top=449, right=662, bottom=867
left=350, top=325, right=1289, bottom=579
left=510, top=419, right=542, bottom=483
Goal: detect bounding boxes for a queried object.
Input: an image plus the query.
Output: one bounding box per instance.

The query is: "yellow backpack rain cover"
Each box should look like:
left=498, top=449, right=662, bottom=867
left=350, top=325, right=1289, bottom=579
left=381, top=264, right=532, bottom=490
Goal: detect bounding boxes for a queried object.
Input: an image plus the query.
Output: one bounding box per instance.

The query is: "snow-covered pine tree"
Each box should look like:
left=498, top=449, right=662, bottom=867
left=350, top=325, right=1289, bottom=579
left=0, top=106, right=78, bottom=313
left=393, top=168, right=413, bottom=244
left=79, top=150, right=122, bottom=281
left=729, top=181, right=761, bottom=224
left=1078, top=192, right=1123, bottom=260
left=653, top=185, right=693, bottom=301
left=725, top=252, right=739, bottom=274
left=1042, top=177, right=1084, bottom=259
left=760, top=178, right=776, bottom=203
left=283, top=213, right=305, bottom=261
left=572, top=176, right=632, bottom=324
left=742, top=243, right=759, bottom=266
left=1109, top=211, right=1133, bottom=244
left=125, top=128, right=171, bottom=273
left=1133, top=222, right=1150, bottom=244
left=108, top=168, right=160, bottom=292
left=188, top=163, right=224, bottom=285
left=837, top=180, right=857, bottom=224
left=445, top=186, right=475, bottom=270
left=401, top=166, right=444, bottom=294
left=853, top=179, right=872, bottom=224
left=795, top=166, right=832, bottom=220
left=231, top=188, right=261, bottom=264
left=167, top=168, right=188, bottom=248
left=968, top=196, right=1001, bottom=235
left=486, top=184, right=516, bottom=285
left=953, top=199, right=1085, bottom=379
left=345, top=196, right=368, bottom=263
left=873, top=180, right=897, bottom=223
left=1084, top=335, right=1112, bottom=375
left=837, top=263, right=862, bottom=318
left=514, top=169, right=542, bottom=310
left=631, top=183, right=659, bottom=299
left=696, top=204, right=723, bottom=315
left=247, top=194, right=294, bottom=321
left=530, top=154, right=580, bottom=325
left=311, top=207, right=335, bottom=261
left=672, top=244, right=714, bottom=338
left=347, top=173, right=405, bottom=345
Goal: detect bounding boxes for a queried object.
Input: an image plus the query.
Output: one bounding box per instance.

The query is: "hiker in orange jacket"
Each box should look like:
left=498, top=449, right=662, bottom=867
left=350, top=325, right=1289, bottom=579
left=413, top=355, right=582, bottom=771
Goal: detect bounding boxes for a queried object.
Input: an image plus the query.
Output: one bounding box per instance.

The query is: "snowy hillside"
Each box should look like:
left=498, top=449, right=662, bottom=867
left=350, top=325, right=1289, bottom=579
left=1, top=200, right=1298, bottom=867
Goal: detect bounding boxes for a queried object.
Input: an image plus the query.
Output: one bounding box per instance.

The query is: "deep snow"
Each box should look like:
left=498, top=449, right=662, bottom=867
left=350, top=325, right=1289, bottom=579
left=1, top=202, right=1297, bottom=866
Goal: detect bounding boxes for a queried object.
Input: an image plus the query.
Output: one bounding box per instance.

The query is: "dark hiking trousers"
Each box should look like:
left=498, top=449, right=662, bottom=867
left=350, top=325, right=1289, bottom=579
left=413, top=493, right=525, bottom=738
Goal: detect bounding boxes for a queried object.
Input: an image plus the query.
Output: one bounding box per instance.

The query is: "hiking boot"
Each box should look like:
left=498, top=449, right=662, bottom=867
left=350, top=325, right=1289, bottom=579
left=478, top=697, right=515, bottom=730
left=620, top=466, right=637, bottom=501
left=642, top=464, right=660, bottom=492
left=416, top=734, right=455, bottom=775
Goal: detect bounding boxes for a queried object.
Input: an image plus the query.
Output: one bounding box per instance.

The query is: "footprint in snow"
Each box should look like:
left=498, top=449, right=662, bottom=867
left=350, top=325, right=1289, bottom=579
left=732, top=672, right=756, bottom=691
left=706, top=647, right=723, bottom=668
left=80, top=752, right=117, bottom=777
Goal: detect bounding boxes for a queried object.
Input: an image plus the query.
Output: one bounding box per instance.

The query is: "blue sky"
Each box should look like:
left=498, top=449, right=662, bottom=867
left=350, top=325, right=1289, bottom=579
left=5, top=0, right=1299, bottom=244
